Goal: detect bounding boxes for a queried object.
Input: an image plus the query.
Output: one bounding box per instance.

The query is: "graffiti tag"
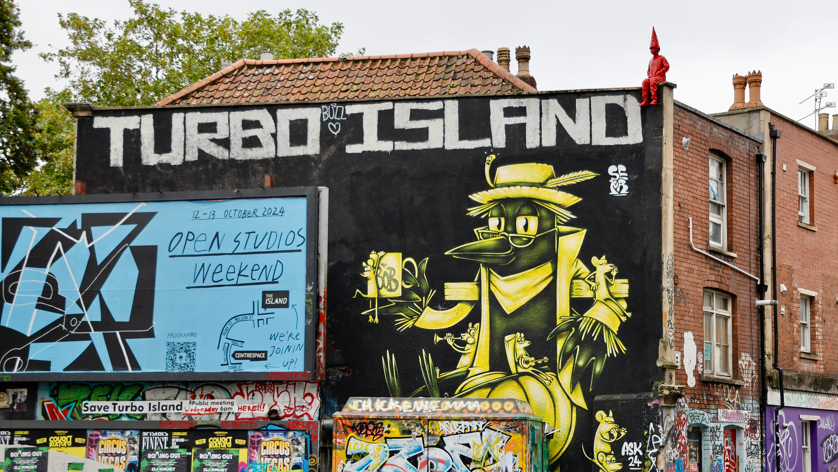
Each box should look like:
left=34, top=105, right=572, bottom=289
left=608, top=164, right=629, bottom=196
left=718, top=410, right=748, bottom=424
left=714, top=385, right=742, bottom=411
left=739, top=354, right=757, bottom=391
left=436, top=421, right=489, bottom=435
left=745, top=441, right=760, bottom=459
left=723, top=436, right=735, bottom=472
left=352, top=422, right=388, bottom=441
left=322, top=104, right=347, bottom=137
left=774, top=411, right=799, bottom=472
left=709, top=426, right=721, bottom=443
left=621, top=442, right=643, bottom=470
left=646, top=422, right=663, bottom=472
left=823, top=434, right=838, bottom=464
left=686, top=410, right=709, bottom=426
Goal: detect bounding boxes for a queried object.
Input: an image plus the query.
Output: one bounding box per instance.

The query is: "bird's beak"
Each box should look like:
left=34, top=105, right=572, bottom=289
left=445, top=236, right=515, bottom=265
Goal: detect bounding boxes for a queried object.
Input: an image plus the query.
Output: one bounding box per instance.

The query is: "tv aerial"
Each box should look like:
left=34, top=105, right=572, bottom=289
left=799, top=83, right=835, bottom=129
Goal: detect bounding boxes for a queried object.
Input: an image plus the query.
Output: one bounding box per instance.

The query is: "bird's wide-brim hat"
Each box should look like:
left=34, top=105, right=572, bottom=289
left=469, top=163, right=582, bottom=208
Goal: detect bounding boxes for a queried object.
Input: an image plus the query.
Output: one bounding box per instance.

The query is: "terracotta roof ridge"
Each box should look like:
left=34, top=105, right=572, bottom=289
left=465, top=48, right=536, bottom=93
left=157, top=59, right=248, bottom=106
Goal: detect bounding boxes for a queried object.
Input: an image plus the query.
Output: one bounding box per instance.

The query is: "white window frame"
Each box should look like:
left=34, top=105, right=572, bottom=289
left=799, top=288, right=817, bottom=353
left=704, top=290, right=732, bottom=377
left=801, top=295, right=811, bottom=352
left=802, top=420, right=811, bottom=472
left=709, top=155, right=727, bottom=249
left=799, top=169, right=810, bottom=224
left=797, top=160, right=815, bottom=225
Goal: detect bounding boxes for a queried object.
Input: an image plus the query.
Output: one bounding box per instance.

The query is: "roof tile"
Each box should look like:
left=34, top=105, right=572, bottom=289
left=156, top=49, right=536, bottom=106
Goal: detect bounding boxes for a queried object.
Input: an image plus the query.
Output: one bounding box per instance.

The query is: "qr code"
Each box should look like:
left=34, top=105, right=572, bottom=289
left=166, top=342, right=197, bottom=372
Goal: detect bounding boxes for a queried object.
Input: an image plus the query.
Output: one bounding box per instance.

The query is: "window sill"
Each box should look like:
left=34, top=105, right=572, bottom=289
left=800, top=351, right=821, bottom=361
left=700, top=374, right=744, bottom=386
left=798, top=222, right=817, bottom=232
left=708, top=246, right=737, bottom=259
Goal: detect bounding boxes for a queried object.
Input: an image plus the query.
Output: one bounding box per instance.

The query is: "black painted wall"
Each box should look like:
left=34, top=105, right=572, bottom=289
left=76, top=91, right=665, bottom=472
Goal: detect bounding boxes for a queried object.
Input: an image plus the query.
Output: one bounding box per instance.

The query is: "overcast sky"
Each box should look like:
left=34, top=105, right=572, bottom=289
left=14, top=0, right=838, bottom=130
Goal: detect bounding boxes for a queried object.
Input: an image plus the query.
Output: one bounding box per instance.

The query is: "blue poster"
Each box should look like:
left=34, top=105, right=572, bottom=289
left=0, top=196, right=309, bottom=374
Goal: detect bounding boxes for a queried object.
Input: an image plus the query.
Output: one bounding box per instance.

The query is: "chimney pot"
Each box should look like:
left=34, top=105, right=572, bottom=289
left=260, top=51, right=274, bottom=61
left=481, top=50, right=495, bottom=61
left=819, top=113, right=829, bottom=132
left=745, top=70, right=764, bottom=108
left=515, top=45, right=536, bottom=89
left=729, top=74, right=747, bottom=111
left=832, top=114, right=838, bottom=131
left=515, top=46, right=531, bottom=76
left=497, top=48, right=510, bottom=72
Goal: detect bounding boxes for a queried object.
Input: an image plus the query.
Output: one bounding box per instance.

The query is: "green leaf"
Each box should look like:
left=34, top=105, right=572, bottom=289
left=417, top=258, right=430, bottom=295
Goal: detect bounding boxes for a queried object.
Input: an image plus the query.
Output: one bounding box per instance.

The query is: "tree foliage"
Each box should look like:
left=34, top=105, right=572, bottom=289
left=15, top=1, right=359, bottom=195
left=10, top=88, right=75, bottom=196
left=40, top=1, right=357, bottom=107
left=0, top=0, right=38, bottom=193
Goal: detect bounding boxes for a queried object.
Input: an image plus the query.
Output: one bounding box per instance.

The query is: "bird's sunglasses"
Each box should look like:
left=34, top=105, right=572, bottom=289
left=475, top=227, right=558, bottom=248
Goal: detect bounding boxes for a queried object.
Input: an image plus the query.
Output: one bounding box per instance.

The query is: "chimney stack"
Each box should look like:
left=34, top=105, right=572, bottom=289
left=260, top=51, right=274, bottom=61
left=515, top=46, right=537, bottom=89
left=745, top=71, right=764, bottom=108
left=819, top=113, right=829, bottom=132
left=729, top=74, right=747, bottom=111
left=497, top=48, right=510, bottom=72
left=481, top=50, right=494, bottom=61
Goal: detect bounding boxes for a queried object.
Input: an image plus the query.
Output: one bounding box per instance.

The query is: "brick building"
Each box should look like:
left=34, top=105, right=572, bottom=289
left=715, top=80, right=838, bottom=472
left=664, top=96, right=764, bottom=472
left=642, top=84, right=765, bottom=472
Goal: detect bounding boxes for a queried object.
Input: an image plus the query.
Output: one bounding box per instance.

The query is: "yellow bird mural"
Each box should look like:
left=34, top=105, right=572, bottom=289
left=356, top=155, right=632, bottom=469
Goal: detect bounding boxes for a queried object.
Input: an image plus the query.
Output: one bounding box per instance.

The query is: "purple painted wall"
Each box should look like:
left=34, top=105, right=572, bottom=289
left=766, top=406, right=838, bottom=472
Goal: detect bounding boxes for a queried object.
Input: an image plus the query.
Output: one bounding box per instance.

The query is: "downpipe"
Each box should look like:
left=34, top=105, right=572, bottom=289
left=769, top=123, right=783, bottom=472
left=756, top=150, right=768, bottom=472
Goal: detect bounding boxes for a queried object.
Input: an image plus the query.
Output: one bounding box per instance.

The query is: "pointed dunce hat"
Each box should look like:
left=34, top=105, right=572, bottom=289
left=650, top=27, right=660, bottom=49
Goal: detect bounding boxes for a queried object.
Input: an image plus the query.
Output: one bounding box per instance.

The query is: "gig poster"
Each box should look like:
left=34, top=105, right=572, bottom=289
left=86, top=431, right=139, bottom=472
left=2, top=447, right=48, bottom=472
left=189, top=450, right=244, bottom=472
left=139, top=449, right=189, bottom=472
left=247, top=431, right=307, bottom=472
left=13, top=430, right=86, bottom=458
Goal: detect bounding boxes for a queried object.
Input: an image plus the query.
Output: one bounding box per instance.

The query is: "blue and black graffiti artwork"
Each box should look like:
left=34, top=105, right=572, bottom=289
left=0, top=205, right=157, bottom=373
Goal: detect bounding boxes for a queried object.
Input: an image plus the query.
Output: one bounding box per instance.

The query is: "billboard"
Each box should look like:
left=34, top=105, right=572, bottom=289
left=72, top=91, right=664, bottom=471
left=0, top=189, right=320, bottom=379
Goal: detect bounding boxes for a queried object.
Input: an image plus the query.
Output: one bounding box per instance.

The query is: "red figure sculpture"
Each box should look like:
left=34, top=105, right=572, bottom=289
left=639, top=28, right=669, bottom=107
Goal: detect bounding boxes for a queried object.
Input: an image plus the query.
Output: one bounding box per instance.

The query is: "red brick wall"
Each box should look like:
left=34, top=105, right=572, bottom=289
left=770, top=116, right=838, bottom=375
left=672, top=105, right=762, bottom=412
